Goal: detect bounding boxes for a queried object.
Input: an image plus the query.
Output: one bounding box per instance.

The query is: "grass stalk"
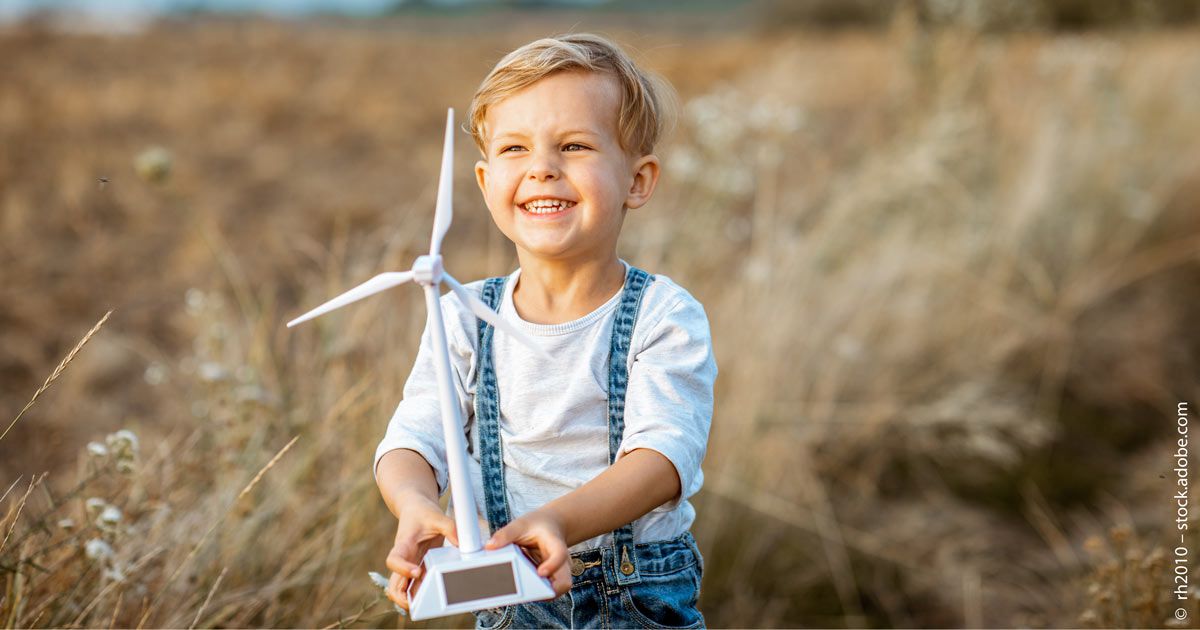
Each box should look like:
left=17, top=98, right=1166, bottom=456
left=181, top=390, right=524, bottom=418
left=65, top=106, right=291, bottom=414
left=1, top=310, right=112, bottom=444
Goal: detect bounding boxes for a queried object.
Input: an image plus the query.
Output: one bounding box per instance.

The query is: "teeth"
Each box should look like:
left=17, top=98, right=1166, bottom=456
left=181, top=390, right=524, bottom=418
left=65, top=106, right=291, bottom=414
left=522, top=199, right=576, bottom=214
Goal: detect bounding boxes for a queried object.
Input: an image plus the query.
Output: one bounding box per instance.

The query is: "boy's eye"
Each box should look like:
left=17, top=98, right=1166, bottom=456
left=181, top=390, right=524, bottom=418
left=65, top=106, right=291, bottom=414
left=499, top=142, right=588, bottom=153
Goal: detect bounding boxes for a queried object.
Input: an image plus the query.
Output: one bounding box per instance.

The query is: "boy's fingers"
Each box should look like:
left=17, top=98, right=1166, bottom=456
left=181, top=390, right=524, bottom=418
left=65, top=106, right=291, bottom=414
left=386, top=556, right=416, bottom=578
left=432, top=515, right=459, bottom=547
left=485, top=522, right=517, bottom=549
left=385, top=553, right=412, bottom=577
left=386, top=544, right=420, bottom=579
left=535, top=537, right=568, bottom=578
left=388, top=572, right=410, bottom=610
left=388, top=571, right=401, bottom=598
left=550, top=563, right=572, bottom=596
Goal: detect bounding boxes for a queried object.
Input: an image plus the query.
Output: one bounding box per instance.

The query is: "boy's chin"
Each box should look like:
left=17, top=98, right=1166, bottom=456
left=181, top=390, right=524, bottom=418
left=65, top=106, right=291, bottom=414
left=515, top=242, right=593, bottom=263
left=516, top=244, right=574, bottom=261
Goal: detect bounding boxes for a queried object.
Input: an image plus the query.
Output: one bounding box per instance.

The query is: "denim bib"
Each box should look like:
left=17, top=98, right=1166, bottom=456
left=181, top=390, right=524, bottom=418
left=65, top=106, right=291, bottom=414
left=472, top=265, right=705, bottom=629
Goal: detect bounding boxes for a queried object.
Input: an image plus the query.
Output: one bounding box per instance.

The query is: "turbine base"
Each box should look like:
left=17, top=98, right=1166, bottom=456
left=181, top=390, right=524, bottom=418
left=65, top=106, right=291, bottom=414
left=406, top=543, right=556, bottom=621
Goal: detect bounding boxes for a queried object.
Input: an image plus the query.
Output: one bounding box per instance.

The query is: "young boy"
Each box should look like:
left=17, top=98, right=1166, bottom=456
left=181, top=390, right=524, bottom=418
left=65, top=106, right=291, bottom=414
left=374, top=33, right=716, bottom=629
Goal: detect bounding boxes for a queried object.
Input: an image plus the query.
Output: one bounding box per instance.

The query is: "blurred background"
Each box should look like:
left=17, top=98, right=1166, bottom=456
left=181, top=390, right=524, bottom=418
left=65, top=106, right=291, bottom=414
left=2, top=0, right=1199, bottom=627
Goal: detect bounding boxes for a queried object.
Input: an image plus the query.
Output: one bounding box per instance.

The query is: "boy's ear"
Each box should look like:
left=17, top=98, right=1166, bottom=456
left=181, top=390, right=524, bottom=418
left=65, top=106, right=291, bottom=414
left=474, top=159, right=489, bottom=197
left=624, top=154, right=660, bottom=211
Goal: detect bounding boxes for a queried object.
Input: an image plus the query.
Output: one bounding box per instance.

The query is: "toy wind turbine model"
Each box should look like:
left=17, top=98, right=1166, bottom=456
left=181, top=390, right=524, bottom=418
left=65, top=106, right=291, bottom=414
left=286, top=109, right=556, bottom=620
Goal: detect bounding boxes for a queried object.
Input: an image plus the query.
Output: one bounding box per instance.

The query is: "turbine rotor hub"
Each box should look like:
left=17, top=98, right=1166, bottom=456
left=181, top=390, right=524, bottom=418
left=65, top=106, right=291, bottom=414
left=413, top=255, right=443, bottom=286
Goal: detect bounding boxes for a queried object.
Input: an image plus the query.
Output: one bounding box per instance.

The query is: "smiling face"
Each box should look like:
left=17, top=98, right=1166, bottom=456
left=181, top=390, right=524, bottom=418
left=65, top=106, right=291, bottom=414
left=474, top=70, right=659, bottom=265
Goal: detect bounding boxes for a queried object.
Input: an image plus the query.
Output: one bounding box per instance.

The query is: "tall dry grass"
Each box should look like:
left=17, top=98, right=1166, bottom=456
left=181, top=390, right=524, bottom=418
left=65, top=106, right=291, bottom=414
left=2, top=13, right=1199, bottom=628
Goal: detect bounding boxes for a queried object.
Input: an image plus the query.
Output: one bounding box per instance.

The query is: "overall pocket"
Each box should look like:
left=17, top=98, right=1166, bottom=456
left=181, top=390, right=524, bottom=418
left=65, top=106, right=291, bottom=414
left=473, top=605, right=513, bottom=630
left=618, top=563, right=704, bottom=629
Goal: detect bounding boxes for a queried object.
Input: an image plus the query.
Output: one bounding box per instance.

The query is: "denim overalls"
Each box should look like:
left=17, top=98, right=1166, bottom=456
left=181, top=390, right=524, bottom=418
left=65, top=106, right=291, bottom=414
left=471, top=265, right=706, bottom=630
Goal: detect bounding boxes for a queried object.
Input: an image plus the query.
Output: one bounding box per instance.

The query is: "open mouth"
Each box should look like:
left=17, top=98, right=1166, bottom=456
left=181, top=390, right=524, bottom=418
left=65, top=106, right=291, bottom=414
left=519, top=199, right=577, bottom=217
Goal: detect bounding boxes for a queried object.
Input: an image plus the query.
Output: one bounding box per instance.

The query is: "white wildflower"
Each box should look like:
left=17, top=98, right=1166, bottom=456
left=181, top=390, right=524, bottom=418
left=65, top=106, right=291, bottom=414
left=58, top=518, right=76, bottom=530
left=103, top=565, right=127, bottom=583
left=368, top=571, right=390, bottom=590
left=134, top=146, right=172, bottom=184
left=98, top=505, right=122, bottom=531
left=185, top=288, right=206, bottom=314
left=198, top=362, right=230, bottom=383
left=85, top=497, right=107, bottom=516
left=369, top=571, right=405, bottom=613
left=115, top=458, right=136, bottom=474
left=87, top=442, right=109, bottom=458
left=143, top=362, right=167, bottom=386
left=235, top=384, right=268, bottom=406
left=85, top=538, right=114, bottom=562
left=107, top=429, right=139, bottom=455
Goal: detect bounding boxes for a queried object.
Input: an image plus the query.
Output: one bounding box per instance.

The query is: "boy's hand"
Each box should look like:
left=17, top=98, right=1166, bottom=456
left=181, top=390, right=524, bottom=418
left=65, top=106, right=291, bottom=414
left=484, top=509, right=573, bottom=597
left=385, top=492, right=458, bottom=613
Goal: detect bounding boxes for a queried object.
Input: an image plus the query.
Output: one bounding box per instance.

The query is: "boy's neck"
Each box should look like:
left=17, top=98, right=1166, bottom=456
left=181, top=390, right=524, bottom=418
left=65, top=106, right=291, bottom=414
left=511, top=253, right=626, bottom=325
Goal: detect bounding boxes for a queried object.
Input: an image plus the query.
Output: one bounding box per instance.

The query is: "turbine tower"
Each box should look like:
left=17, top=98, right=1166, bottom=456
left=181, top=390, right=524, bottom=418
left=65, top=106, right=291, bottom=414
left=287, top=109, right=555, bottom=620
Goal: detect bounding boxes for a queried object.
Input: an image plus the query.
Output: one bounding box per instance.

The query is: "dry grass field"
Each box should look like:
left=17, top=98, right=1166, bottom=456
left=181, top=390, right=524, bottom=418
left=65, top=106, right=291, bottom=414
left=2, top=8, right=1199, bottom=628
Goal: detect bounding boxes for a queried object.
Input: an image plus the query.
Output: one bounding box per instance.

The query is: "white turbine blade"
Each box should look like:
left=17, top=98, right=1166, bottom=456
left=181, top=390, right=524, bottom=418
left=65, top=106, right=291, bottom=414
left=429, top=108, right=455, bottom=257
left=442, top=273, right=551, bottom=360
left=286, top=271, right=415, bottom=328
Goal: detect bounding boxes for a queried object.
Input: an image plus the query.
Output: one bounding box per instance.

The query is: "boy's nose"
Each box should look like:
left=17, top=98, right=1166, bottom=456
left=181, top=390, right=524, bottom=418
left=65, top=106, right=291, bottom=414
left=527, top=166, right=558, bottom=181
left=527, top=153, right=561, bottom=181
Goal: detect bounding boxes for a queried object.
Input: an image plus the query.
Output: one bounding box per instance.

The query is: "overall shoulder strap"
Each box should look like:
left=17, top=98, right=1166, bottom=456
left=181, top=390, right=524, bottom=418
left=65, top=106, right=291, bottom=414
left=606, top=265, right=655, bottom=463
left=605, top=264, right=655, bottom=586
left=476, top=276, right=508, bottom=340
left=474, top=275, right=512, bottom=533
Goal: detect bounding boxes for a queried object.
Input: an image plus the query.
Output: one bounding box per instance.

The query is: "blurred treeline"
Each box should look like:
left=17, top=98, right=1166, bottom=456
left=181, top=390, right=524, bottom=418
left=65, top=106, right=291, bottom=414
left=749, top=0, right=1197, bottom=31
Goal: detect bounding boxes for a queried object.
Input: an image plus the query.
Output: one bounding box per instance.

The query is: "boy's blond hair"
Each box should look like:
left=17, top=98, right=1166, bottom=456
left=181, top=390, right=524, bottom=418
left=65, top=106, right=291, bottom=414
left=468, top=33, right=675, bottom=159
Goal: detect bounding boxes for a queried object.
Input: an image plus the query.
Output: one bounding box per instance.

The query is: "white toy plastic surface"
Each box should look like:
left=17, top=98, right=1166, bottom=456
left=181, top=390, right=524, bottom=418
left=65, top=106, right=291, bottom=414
left=286, top=109, right=555, bottom=620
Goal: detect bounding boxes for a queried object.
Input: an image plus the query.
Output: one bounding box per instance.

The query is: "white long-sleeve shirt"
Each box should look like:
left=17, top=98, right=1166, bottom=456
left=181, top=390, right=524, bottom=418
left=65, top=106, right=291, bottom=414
left=373, top=259, right=717, bottom=553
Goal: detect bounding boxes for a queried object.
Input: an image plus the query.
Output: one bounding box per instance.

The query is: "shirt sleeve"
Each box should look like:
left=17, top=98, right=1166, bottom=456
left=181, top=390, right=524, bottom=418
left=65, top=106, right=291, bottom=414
left=373, top=292, right=476, bottom=498
left=615, top=294, right=717, bottom=513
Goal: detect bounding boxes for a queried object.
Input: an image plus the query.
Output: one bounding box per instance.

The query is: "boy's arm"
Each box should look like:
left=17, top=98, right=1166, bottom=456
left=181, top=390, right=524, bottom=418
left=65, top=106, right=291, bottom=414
left=375, top=448, right=441, bottom=519
left=543, top=447, right=680, bottom=546
left=615, top=296, right=716, bottom=513
left=482, top=448, right=678, bottom=596
left=379, top=447, right=462, bottom=612
left=482, top=448, right=680, bottom=551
